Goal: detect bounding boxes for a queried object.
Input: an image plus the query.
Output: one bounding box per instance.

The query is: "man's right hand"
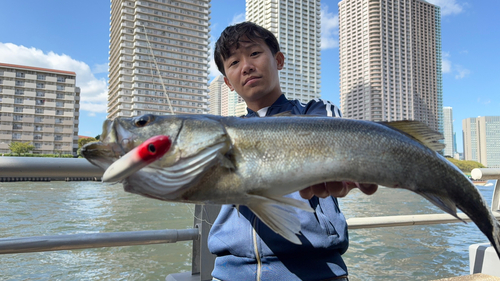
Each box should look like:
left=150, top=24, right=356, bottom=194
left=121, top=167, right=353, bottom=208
left=299, top=181, right=378, bottom=199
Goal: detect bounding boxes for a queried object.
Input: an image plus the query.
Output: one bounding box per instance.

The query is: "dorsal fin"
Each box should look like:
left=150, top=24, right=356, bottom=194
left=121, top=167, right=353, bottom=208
left=379, top=120, right=445, bottom=151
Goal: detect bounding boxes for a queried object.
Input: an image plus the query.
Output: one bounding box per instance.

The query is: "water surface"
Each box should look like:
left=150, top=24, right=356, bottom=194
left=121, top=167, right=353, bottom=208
left=0, top=181, right=496, bottom=280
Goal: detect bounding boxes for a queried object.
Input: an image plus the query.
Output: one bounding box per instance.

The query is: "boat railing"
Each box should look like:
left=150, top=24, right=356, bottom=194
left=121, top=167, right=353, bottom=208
left=0, top=157, right=499, bottom=281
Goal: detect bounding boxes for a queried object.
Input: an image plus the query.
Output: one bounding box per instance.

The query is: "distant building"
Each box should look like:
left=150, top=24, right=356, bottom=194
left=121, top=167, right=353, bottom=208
left=208, top=76, right=225, bottom=115
left=463, top=116, right=500, bottom=168
left=246, top=0, right=322, bottom=102
left=338, top=0, right=443, bottom=133
left=235, top=101, right=247, bottom=117
left=208, top=75, right=244, bottom=117
left=443, top=107, right=454, bottom=157
left=0, top=62, right=80, bottom=155
left=107, top=0, right=211, bottom=118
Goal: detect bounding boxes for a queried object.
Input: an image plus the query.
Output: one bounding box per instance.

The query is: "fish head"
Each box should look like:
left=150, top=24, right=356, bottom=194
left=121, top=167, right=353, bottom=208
left=82, top=113, right=231, bottom=200
left=81, top=114, right=184, bottom=171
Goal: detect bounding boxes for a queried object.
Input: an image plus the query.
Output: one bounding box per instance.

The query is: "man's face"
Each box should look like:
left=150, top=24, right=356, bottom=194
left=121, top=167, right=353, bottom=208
left=222, top=37, right=284, bottom=110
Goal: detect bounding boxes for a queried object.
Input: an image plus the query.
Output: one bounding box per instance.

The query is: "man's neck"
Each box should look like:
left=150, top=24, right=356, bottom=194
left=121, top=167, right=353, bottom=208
left=246, top=91, right=282, bottom=112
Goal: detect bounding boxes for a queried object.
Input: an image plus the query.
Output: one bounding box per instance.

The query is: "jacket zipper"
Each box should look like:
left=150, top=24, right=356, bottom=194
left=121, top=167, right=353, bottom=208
left=252, top=217, right=262, bottom=281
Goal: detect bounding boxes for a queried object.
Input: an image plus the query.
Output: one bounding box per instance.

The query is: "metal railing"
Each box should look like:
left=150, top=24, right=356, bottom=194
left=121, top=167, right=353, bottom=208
left=0, top=157, right=499, bottom=281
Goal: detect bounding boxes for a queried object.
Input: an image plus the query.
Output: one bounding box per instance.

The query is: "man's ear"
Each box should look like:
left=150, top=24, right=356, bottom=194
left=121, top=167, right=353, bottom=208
left=275, top=51, right=285, bottom=70
left=223, top=76, right=235, bottom=91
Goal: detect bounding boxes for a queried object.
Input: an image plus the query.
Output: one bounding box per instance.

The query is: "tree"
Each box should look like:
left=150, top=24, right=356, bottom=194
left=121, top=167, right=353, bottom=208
left=95, top=134, right=101, bottom=140
left=78, top=137, right=97, bottom=149
left=445, top=157, right=486, bottom=173
left=9, top=142, right=35, bottom=156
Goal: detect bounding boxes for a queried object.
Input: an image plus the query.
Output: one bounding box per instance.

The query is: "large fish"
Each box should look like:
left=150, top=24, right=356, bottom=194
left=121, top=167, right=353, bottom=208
left=82, top=114, right=500, bottom=256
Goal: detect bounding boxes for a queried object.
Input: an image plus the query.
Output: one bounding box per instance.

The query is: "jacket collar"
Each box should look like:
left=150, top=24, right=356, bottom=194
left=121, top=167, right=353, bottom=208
left=245, top=94, right=288, bottom=117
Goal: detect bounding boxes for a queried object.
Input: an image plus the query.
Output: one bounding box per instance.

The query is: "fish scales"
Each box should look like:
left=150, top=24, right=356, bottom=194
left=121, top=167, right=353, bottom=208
left=81, top=114, right=500, bottom=255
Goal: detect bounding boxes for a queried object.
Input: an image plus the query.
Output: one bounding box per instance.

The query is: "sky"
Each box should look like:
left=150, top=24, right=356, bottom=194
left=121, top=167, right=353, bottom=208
left=0, top=0, right=498, bottom=153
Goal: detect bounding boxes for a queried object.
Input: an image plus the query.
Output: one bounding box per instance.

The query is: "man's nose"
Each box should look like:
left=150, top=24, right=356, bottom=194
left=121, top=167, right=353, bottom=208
left=241, top=58, right=254, bottom=74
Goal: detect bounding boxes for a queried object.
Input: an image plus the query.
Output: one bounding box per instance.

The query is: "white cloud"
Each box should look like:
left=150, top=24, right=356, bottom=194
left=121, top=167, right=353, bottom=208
left=455, top=65, right=471, bottom=79
left=231, top=13, right=246, bottom=25
left=208, top=40, right=222, bottom=80
left=0, top=43, right=108, bottom=113
left=321, top=5, right=339, bottom=50
left=426, top=0, right=463, bottom=16
left=440, top=51, right=470, bottom=79
left=442, top=52, right=452, bottom=73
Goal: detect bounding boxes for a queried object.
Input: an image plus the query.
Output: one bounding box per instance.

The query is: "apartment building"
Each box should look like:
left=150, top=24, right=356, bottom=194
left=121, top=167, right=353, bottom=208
left=339, top=0, right=443, bottom=132
left=0, top=63, right=80, bottom=155
left=209, top=75, right=244, bottom=116
left=463, top=116, right=500, bottom=168
left=443, top=106, right=454, bottom=157
left=208, top=75, right=224, bottom=115
left=246, top=0, right=322, bottom=102
left=107, top=0, right=211, bottom=119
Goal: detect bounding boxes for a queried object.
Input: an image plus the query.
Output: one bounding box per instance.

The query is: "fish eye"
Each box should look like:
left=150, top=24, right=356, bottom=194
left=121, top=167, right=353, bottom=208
left=134, top=114, right=154, bottom=127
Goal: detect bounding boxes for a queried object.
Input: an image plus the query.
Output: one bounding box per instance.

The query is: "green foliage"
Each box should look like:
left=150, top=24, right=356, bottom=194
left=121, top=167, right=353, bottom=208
left=78, top=137, right=97, bottom=148
left=445, top=157, right=485, bottom=173
left=95, top=134, right=101, bottom=140
left=8, top=142, right=35, bottom=156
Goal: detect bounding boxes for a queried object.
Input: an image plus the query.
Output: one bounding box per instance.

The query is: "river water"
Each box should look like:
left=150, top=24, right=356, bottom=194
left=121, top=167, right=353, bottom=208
left=0, top=180, right=496, bottom=280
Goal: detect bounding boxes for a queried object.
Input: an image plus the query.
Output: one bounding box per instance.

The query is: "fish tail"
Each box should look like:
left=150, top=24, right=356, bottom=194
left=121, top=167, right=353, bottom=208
left=491, top=218, right=500, bottom=259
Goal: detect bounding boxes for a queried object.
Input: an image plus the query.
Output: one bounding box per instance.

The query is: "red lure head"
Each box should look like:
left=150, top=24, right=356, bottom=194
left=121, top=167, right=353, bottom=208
left=136, top=135, right=172, bottom=164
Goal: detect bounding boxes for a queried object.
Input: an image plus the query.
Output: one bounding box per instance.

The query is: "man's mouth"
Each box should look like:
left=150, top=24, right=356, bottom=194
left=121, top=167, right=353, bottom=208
left=243, top=76, right=260, bottom=86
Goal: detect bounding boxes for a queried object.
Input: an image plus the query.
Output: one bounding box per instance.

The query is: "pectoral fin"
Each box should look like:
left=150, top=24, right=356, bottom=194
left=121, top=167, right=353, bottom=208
left=246, top=194, right=314, bottom=245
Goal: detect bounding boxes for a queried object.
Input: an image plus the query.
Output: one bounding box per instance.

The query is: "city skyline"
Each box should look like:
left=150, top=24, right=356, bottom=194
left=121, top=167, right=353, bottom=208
left=463, top=116, right=500, bottom=168
left=0, top=0, right=498, bottom=153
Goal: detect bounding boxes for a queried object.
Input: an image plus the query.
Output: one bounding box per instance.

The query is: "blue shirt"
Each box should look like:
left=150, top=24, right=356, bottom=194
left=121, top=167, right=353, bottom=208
left=208, top=95, right=349, bottom=281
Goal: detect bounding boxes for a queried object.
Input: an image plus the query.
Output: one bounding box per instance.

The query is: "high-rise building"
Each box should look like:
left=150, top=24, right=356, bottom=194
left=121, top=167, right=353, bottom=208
left=108, top=0, right=211, bottom=119
left=338, top=0, right=443, bottom=132
left=246, top=0, right=321, bottom=102
left=443, top=106, right=454, bottom=157
left=208, top=75, right=245, bottom=116
left=208, top=75, right=224, bottom=115
left=0, top=63, right=80, bottom=155
left=463, top=116, right=500, bottom=168
left=462, top=117, right=478, bottom=162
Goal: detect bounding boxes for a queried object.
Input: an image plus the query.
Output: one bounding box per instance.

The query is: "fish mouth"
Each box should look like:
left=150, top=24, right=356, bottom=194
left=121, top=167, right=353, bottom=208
left=81, top=118, right=138, bottom=170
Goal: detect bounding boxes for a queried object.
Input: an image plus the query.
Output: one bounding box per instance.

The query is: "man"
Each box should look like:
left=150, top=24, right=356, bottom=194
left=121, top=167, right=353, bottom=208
left=208, top=22, right=377, bottom=281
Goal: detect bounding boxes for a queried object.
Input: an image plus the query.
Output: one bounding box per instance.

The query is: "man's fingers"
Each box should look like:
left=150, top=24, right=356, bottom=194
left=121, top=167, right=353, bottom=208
left=311, top=183, right=330, bottom=198
left=325, top=181, right=350, bottom=197
left=358, top=183, right=378, bottom=195
left=300, top=182, right=379, bottom=199
left=299, top=186, right=314, bottom=200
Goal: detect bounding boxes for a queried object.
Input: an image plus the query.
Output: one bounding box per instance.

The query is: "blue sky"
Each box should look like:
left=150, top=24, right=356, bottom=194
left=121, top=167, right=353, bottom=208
left=0, top=0, right=498, bottom=153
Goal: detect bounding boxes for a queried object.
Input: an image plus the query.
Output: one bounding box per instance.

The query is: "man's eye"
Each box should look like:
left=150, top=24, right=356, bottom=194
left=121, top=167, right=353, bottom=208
left=251, top=52, right=260, bottom=56
left=229, top=60, right=238, bottom=67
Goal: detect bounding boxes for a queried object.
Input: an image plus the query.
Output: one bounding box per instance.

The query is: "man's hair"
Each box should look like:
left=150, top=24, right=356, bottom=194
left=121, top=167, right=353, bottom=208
left=214, top=21, right=280, bottom=76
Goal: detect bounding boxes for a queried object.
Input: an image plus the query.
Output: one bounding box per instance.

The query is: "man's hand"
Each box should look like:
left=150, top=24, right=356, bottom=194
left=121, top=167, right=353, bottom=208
left=299, top=181, right=378, bottom=199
